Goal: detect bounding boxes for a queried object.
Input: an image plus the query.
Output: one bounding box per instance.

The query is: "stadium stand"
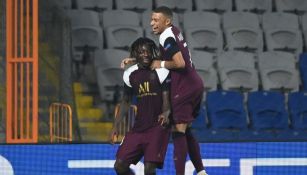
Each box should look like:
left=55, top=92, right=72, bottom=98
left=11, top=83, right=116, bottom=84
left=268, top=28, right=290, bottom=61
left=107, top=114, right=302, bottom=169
left=237, top=128, right=276, bottom=141
left=77, top=0, right=113, bottom=12
left=275, top=129, right=307, bottom=140
left=155, top=0, right=193, bottom=13
left=234, top=0, right=272, bottom=14
left=262, top=12, right=303, bottom=57
left=73, top=82, right=111, bottom=141
left=191, top=51, right=218, bottom=91
left=38, top=43, right=62, bottom=142
left=183, top=11, right=223, bottom=54
left=193, top=100, right=242, bottom=142
left=207, top=90, right=247, bottom=129
left=195, top=0, right=233, bottom=14
left=206, top=90, right=248, bottom=141
left=302, top=14, right=307, bottom=51
left=74, top=83, right=103, bottom=123
left=144, top=27, right=160, bottom=45
left=222, top=12, right=263, bottom=53
left=247, top=91, right=289, bottom=130
left=275, top=0, right=307, bottom=15
left=258, top=51, right=300, bottom=92
left=39, top=1, right=83, bottom=142
left=299, top=53, right=307, bottom=90
left=101, top=10, right=141, bottom=27
left=115, top=0, right=153, bottom=12
left=288, top=91, right=307, bottom=130
left=94, top=49, right=129, bottom=101
left=101, top=10, right=143, bottom=50
left=217, top=51, right=259, bottom=91
left=277, top=91, right=307, bottom=140
left=54, top=0, right=72, bottom=9
left=66, top=9, right=103, bottom=59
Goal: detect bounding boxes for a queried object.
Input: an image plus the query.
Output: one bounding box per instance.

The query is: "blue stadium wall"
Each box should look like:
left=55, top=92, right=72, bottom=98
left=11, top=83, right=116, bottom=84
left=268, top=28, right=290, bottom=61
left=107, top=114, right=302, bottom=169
left=1, top=142, right=307, bottom=175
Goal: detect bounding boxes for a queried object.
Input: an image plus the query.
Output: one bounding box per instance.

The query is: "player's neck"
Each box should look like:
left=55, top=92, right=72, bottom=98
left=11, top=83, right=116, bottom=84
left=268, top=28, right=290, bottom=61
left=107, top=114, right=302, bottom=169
left=137, top=64, right=149, bottom=70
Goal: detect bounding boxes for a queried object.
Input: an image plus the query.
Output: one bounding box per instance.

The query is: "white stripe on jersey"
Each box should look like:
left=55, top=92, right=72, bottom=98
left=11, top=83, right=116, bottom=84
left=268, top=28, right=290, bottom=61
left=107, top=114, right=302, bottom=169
left=155, top=68, right=169, bottom=84
left=159, top=27, right=175, bottom=47
left=123, top=64, right=138, bottom=87
left=123, top=64, right=169, bottom=86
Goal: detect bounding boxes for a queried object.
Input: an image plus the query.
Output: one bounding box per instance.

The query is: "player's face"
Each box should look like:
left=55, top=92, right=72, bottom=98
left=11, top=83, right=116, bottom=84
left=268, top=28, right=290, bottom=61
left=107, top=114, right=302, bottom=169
left=136, top=45, right=153, bottom=68
left=151, top=12, right=170, bottom=35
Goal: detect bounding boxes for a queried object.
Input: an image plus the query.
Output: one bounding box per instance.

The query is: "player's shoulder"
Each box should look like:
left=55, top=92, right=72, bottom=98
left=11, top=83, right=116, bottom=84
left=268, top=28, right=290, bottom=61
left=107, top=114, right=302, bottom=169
left=159, top=27, right=176, bottom=46
left=124, top=64, right=138, bottom=74
left=123, top=64, right=139, bottom=87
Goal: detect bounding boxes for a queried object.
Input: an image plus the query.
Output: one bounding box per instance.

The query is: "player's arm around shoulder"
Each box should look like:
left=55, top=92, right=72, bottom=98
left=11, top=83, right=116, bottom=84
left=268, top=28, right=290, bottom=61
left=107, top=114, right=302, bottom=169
left=151, top=51, right=185, bottom=70
left=120, top=57, right=136, bottom=69
left=151, top=36, right=185, bottom=70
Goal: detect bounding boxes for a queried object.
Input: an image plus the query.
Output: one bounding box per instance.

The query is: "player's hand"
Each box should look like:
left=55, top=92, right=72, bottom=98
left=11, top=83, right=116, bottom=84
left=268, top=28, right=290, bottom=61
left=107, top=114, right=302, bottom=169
left=108, top=128, right=118, bottom=145
left=150, top=60, right=161, bottom=70
left=120, top=58, right=136, bottom=69
left=158, top=113, right=170, bottom=127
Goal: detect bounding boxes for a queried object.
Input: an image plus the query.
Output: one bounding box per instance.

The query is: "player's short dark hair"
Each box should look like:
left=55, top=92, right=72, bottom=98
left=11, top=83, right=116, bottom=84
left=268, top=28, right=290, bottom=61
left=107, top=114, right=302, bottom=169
left=130, top=37, right=160, bottom=60
left=153, top=6, right=173, bottom=20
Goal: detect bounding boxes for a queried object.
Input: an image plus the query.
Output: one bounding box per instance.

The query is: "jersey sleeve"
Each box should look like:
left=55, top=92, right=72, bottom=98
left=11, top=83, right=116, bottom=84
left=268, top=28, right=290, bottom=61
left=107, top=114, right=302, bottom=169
left=159, top=27, right=180, bottom=61
left=123, top=64, right=138, bottom=87
left=163, top=37, right=180, bottom=60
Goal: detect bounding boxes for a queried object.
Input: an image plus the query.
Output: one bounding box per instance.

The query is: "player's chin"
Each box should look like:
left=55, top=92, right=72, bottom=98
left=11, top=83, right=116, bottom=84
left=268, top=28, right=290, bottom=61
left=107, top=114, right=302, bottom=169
left=152, top=30, right=159, bottom=35
left=142, top=60, right=152, bottom=68
left=143, top=62, right=151, bottom=67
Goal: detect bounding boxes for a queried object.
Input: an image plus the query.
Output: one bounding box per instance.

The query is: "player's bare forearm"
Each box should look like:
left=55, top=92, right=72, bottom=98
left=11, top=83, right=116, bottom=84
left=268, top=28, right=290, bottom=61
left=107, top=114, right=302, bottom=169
left=151, top=52, right=185, bottom=70
left=120, top=57, right=137, bottom=69
left=109, top=93, right=131, bottom=144
left=113, top=94, right=131, bottom=128
left=166, top=52, right=185, bottom=69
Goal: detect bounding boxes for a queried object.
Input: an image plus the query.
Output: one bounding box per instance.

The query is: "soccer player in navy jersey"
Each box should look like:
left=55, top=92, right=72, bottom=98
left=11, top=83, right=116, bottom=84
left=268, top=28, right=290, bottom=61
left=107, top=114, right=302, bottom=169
left=109, top=37, right=171, bottom=175
left=149, top=6, right=208, bottom=175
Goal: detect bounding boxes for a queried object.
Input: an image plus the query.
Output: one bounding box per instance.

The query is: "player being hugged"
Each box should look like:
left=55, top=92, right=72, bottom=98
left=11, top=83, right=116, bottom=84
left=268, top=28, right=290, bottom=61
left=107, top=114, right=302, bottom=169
left=109, top=37, right=171, bottom=175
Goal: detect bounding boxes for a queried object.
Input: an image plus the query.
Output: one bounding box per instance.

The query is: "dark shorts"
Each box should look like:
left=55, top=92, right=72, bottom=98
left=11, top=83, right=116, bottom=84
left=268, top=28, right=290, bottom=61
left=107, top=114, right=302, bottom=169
left=116, top=125, right=170, bottom=168
left=172, top=88, right=204, bottom=124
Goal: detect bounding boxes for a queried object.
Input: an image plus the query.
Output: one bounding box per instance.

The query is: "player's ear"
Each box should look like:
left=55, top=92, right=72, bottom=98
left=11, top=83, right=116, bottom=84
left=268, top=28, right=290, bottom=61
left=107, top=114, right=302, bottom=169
left=165, top=18, right=171, bottom=26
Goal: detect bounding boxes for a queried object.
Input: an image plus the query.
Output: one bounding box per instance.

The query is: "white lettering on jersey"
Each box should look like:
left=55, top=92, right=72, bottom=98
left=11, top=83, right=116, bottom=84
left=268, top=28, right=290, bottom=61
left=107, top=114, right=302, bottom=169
left=177, top=33, right=184, bottom=42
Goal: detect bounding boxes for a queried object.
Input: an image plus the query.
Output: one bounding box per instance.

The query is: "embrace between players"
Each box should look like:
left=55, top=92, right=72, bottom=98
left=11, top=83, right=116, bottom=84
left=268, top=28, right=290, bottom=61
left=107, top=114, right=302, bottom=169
left=108, top=6, right=208, bottom=175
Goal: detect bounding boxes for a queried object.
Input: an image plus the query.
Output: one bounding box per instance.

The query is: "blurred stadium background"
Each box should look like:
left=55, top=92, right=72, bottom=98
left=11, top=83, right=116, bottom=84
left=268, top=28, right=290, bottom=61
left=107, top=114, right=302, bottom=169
left=1, top=0, right=307, bottom=174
